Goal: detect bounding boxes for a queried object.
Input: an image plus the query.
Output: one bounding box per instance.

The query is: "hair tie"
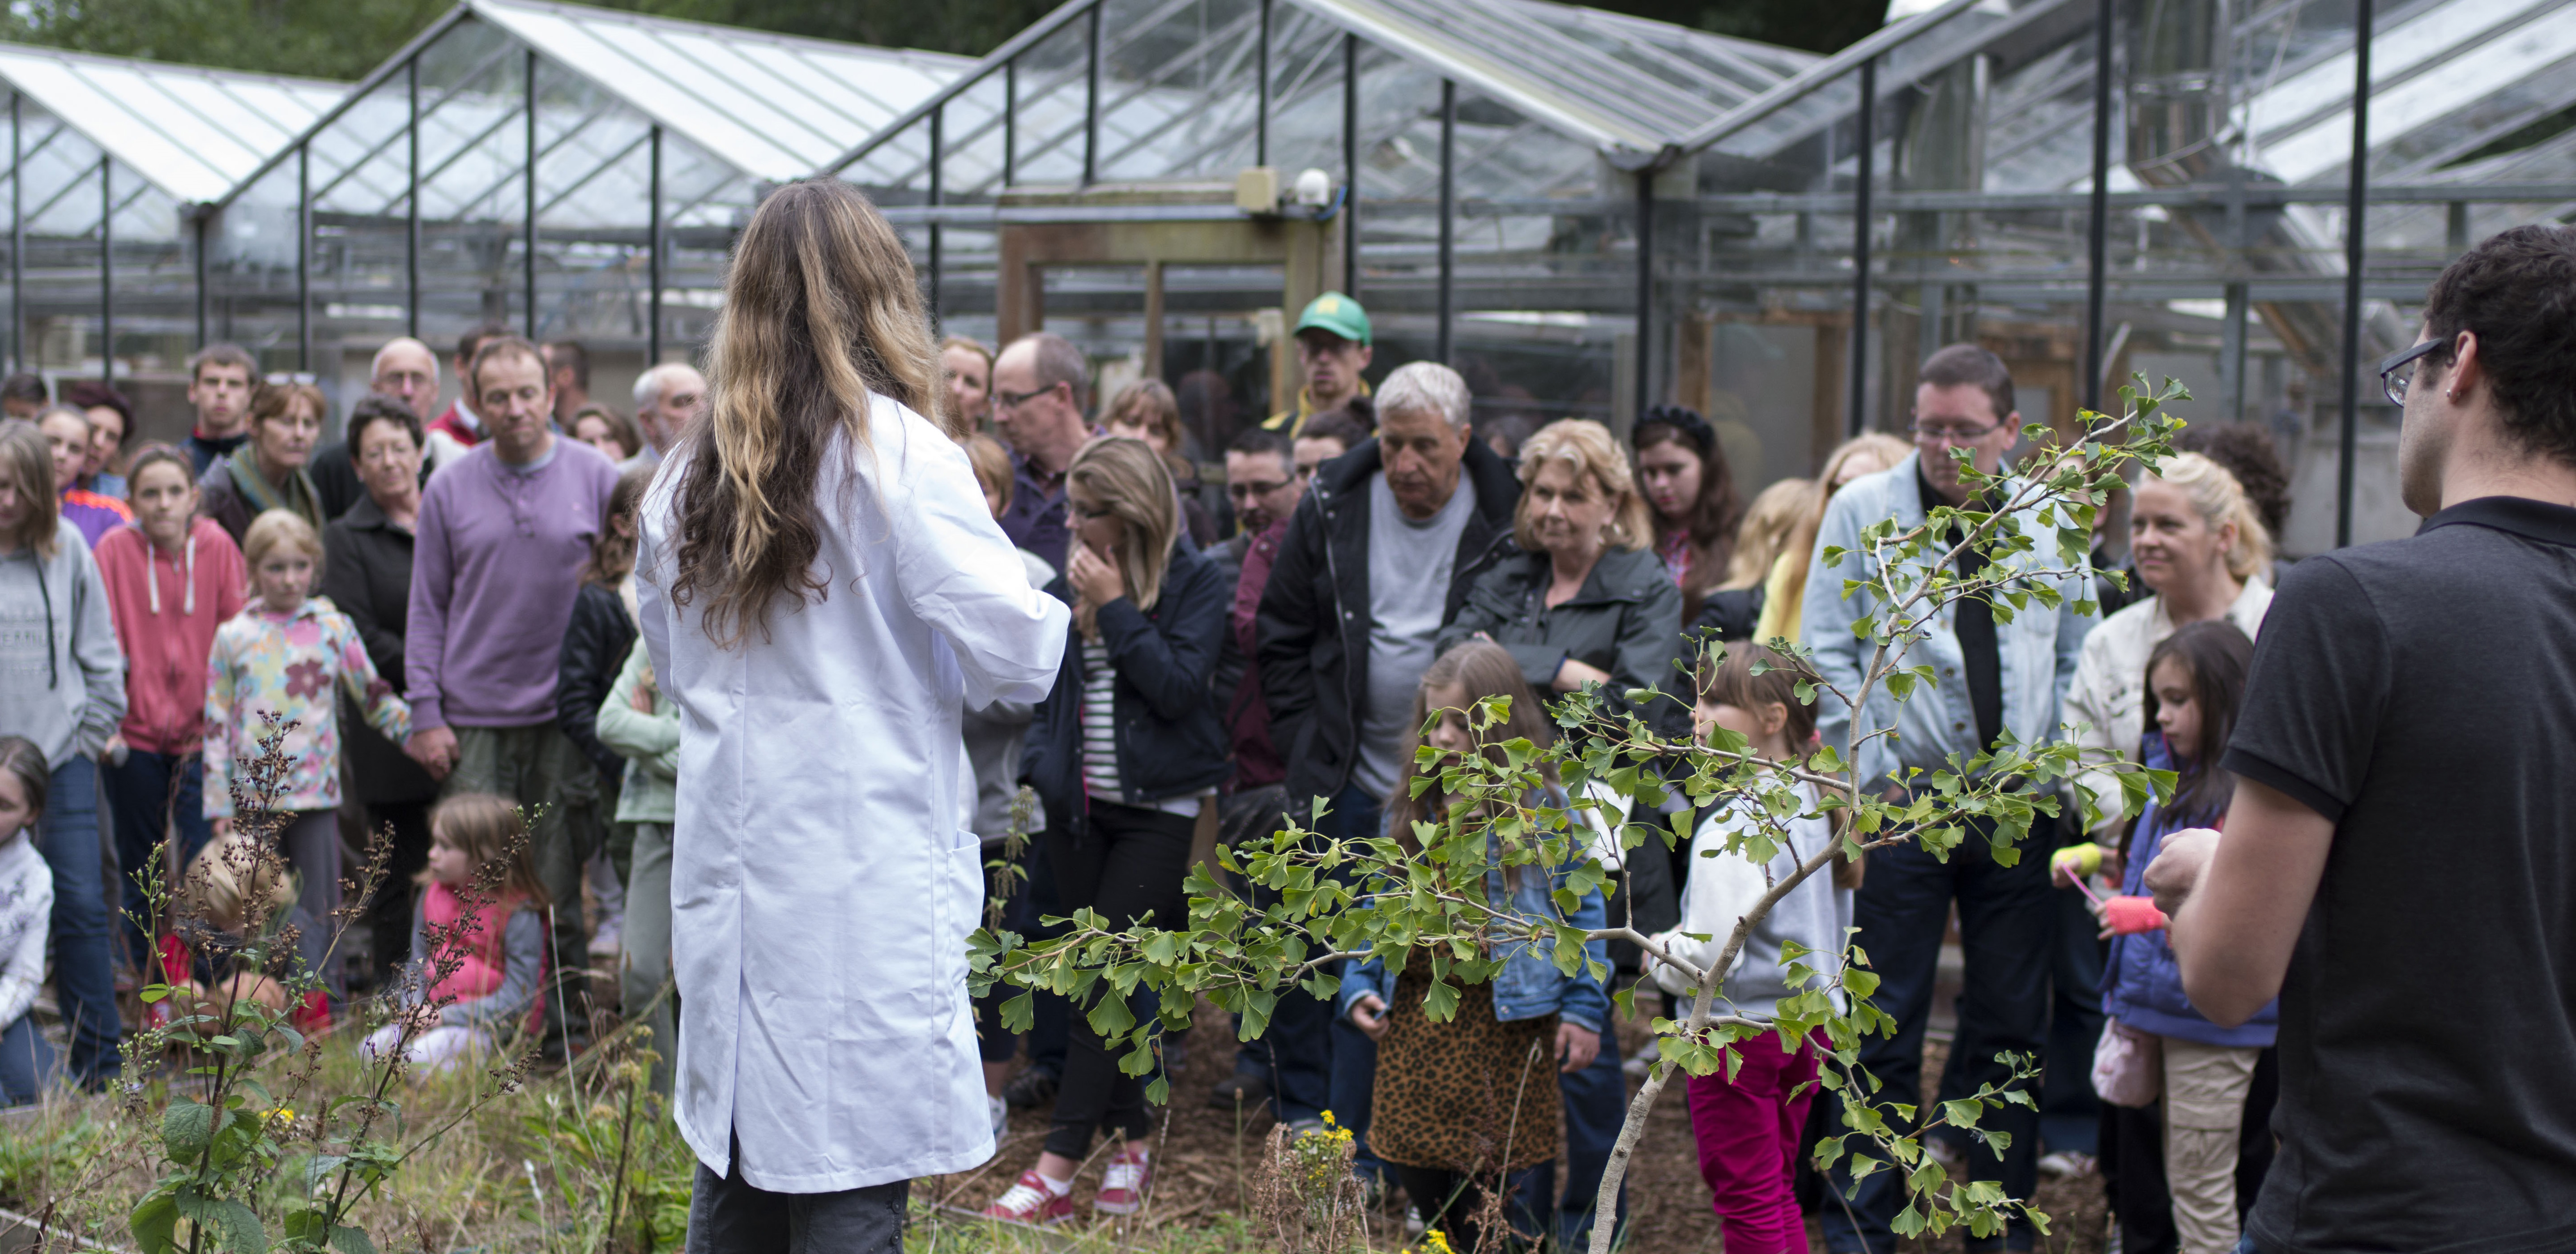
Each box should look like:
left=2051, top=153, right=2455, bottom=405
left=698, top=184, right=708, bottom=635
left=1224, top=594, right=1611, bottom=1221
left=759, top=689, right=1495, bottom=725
left=1638, top=405, right=1717, bottom=456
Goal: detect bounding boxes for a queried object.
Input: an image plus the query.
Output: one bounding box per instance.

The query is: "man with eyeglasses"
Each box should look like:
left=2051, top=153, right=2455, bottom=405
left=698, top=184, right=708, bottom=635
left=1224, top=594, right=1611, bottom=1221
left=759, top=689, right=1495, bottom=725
left=2146, top=226, right=2576, bottom=1254
left=311, top=337, right=443, bottom=520
left=1808, top=344, right=2094, bottom=1254
left=990, top=332, right=1097, bottom=573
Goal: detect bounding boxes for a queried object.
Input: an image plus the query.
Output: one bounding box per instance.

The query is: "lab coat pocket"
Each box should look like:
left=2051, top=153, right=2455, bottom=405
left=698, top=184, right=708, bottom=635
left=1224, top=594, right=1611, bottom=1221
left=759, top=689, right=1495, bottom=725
left=949, top=828, right=987, bottom=981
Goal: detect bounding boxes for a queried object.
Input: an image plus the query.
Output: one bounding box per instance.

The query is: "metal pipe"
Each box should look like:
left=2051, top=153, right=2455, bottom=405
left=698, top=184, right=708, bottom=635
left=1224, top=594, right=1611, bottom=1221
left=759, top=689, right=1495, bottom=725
left=8, top=92, right=17, bottom=373
left=1637, top=169, right=1655, bottom=417
left=297, top=144, right=310, bottom=373
left=1342, top=33, right=1359, bottom=298
left=2084, top=0, right=2112, bottom=412
left=1255, top=0, right=1271, bottom=167
left=193, top=210, right=207, bottom=350
left=2337, top=0, right=2372, bottom=548
left=407, top=56, right=420, bottom=338
left=524, top=50, right=538, bottom=338
left=1849, top=56, right=1875, bottom=438
left=1437, top=79, right=1454, bottom=365
left=1083, top=2, right=1101, bottom=185
left=929, top=102, right=943, bottom=326
left=98, top=156, right=110, bottom=382
left=648, top=124, right=663, bottom=365
left=1004, top=58, right=1017, bottom=188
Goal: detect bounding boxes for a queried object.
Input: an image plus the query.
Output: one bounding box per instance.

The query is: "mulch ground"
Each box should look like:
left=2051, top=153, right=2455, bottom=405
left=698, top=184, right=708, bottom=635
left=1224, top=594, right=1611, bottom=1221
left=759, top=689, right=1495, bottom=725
left=929, top=994, right=2111, bottom=1254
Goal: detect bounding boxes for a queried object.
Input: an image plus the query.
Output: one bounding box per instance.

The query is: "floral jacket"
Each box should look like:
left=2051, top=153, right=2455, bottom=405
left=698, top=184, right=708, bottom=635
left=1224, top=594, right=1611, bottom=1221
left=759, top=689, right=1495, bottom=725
left=204, top=597, right=411, bottom=819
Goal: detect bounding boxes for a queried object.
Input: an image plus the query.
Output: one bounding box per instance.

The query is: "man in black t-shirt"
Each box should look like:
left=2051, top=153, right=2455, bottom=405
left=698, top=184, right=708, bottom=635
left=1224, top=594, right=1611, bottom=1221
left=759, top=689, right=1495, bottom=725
left=2148, top=225, right=2576, bottom=1254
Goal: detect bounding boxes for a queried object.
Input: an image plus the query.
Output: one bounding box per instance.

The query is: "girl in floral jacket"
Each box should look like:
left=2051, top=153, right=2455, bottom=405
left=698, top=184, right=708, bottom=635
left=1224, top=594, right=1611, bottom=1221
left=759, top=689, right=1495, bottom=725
left=205, top=509, right=409, bottom=997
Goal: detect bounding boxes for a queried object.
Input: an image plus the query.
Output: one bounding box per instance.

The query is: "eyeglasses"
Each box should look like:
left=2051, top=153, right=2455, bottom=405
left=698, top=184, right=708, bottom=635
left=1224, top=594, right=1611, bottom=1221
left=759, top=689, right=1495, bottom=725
left=264, top=371, right=318, bottom=386
left=1227, top=479, right=1290, bottom=500
left=2379, top=338, right=2450, bottom=407
left=1906, top=417, right=2009, bottom=445
left=993, top=384, right=1061, bottom=412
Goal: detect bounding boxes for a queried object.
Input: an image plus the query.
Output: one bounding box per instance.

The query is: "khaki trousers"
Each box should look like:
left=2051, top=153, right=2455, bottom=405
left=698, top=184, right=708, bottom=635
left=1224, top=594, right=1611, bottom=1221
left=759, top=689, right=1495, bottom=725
left=2161, top=1036, right=2262, bottom=1254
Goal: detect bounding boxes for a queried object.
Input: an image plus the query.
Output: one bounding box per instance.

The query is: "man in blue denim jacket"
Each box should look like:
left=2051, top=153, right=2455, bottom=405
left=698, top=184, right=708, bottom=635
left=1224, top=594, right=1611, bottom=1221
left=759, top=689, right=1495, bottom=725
left=1802, top=345, right=2092, bottom=1254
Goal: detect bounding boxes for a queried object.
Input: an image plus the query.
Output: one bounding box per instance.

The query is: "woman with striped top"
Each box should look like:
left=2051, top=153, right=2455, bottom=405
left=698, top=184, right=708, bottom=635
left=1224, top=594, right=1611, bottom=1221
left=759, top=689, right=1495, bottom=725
left=995, top=435, right=1229, bottom=1224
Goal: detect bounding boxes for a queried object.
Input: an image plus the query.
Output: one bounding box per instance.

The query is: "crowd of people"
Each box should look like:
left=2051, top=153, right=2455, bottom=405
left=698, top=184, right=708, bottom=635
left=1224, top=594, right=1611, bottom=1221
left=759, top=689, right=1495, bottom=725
left=3, top=180, right=2570, bottom=1254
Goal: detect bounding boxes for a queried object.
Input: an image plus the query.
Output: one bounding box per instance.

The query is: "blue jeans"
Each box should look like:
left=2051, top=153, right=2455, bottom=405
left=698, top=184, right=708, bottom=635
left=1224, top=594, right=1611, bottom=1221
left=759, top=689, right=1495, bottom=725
left=38, top=756, right=119, bottom=1088
left=1528, top=1024, right=1628, bottom=1248
left=101, top=749, right=212, bottom=976
left=0, top=1011, right=57, bottom=1105
left=1821, top=812, right=2057, bottom=1254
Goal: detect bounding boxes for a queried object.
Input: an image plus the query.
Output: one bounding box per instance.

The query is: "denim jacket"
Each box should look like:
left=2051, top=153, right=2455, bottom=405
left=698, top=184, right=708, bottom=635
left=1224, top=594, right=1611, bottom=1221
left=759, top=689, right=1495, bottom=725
left=1335, top=803, right=1612, bottom=1032
left=2101, top=733, right=2278, bottom=1049
left=1802, top=452, right=2093, bottom=789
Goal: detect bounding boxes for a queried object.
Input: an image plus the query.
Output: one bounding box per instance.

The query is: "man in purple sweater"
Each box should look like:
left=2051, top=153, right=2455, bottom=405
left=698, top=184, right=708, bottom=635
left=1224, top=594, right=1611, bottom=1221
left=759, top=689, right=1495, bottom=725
left=403, top=335, right=620, bottom=1054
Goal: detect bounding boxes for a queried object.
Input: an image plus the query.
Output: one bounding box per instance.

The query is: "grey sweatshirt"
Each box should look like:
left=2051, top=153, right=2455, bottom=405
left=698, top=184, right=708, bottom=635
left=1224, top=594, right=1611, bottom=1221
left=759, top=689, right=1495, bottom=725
left=0, top=519, right=127, bottom=769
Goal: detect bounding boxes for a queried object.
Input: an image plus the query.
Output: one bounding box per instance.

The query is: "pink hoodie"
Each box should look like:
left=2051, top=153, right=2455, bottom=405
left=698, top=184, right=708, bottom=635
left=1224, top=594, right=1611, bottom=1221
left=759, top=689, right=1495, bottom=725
left=94, top=518, right=246, bottom=754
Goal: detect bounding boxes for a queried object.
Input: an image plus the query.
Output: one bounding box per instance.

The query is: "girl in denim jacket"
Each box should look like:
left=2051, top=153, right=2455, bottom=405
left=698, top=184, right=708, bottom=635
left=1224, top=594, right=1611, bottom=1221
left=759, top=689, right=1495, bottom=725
left=1337, top=640, right=1609, bottom=1250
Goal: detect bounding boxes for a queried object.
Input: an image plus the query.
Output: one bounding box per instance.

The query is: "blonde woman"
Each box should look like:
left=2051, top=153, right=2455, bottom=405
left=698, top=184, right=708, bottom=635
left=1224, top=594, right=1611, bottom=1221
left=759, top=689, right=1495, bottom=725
left=1437, top=417, right=1685, bottom=729
left=991, top=435, right=1229, bottom=1223
left=1754, top=432, right=1913, bottom=644
left=634, top=179, right=1066, bottom=1243
left=2063, top=452, right=2273, bottom=843
left=1101, top=377, right=1216, bottom=545
left=1693, top=475, right=1812, bottom=640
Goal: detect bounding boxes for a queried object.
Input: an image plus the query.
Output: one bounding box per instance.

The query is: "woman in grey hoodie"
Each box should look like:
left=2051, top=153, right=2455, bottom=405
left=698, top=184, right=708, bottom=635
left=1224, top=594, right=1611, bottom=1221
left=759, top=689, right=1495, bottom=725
left=0, top=421, right=126, bottom=1088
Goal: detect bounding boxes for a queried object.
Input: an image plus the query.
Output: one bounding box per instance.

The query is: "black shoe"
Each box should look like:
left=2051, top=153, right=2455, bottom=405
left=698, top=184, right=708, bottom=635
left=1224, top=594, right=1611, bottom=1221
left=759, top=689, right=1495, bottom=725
left=1002, top=1066, right=1059, bottom=1109
left=1208, top=1071, right=1269, bottom=1109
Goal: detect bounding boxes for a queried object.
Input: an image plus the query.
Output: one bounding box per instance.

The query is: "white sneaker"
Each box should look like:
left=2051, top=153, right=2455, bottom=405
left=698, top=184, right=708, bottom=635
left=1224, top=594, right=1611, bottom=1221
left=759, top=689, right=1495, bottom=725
left=588, top=921, right=622, bottom=959
left=988, top=1094, right=1009, bottom=1137
left=2038, top=1150, right=2096, bottom=1179
left=1405, top=1204, right=1426, bottom=1236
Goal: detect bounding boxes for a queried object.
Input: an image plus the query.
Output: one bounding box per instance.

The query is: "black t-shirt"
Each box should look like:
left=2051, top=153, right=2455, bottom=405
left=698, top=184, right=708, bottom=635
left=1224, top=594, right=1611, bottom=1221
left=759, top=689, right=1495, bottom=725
left=2224, top=496, right=2576, bottom=1254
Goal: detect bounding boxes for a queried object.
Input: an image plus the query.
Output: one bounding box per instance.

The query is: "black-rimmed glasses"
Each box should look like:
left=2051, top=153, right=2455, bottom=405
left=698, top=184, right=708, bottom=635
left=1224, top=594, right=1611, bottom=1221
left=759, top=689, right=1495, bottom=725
left=2379, top=338, right=2449, bottom=407
left=1226, top=479, right=1290, bottom=500
left=1905, top=417, right=2009, bottom=445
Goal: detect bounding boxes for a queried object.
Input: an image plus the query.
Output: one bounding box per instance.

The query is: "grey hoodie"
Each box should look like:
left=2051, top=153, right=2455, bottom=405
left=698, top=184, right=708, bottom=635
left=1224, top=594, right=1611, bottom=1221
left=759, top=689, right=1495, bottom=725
left=0, top=518, right=127, bottom=769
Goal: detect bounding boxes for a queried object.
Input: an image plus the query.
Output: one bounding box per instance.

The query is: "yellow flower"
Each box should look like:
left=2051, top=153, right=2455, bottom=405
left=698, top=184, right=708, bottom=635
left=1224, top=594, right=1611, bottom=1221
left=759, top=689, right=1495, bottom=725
left=1420, top=1231, right=1456, bottom=1254
left=1321, top=1109, right=1337, bottom=1127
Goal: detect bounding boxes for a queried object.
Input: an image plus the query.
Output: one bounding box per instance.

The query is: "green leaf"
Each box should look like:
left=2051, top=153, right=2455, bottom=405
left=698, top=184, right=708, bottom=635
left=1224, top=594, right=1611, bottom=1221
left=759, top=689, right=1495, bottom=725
left=163, top=1099, right=217, bottom=1158
left=130, top=1186, right=181, bottom=1254
left=330, top=1224, right=379, bottom=1254
left=214, top=1199, right=268, bottom=1254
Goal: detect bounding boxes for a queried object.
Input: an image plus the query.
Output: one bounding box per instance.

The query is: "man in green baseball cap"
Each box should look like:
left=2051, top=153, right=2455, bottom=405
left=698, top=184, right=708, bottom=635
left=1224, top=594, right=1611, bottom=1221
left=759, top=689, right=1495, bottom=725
left=1262, top=291, right=1373, bottom=436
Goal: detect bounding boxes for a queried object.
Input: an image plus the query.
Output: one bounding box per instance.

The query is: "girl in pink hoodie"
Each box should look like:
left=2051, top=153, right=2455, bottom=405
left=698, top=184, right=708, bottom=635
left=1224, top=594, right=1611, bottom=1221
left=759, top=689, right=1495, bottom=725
left=92, top=444, right=244, bottom=975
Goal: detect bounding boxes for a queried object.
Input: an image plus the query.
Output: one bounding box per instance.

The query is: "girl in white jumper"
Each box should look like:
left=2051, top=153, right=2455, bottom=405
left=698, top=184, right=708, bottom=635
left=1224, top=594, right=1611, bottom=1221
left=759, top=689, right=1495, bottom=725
left=0, top=735, right=58, bottom=1105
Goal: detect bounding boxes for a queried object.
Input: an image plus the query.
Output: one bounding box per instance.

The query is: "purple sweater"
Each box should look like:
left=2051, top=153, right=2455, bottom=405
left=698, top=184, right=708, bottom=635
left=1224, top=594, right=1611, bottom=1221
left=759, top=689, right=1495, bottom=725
left=405, top=438, right=620, bottom=729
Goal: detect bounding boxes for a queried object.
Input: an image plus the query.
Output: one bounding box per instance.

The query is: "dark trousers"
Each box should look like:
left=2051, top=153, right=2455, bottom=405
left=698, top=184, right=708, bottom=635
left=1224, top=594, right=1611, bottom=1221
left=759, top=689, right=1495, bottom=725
left=1533, top=1024, right=1629, bottom=1247
left=1221, top=785, right=1336, bottom=1124
left=38, top=756, right=118, bottom=1088
left=1821, top=812, right=2058, bottom=1254
left=686, top=1134, right=908, bottom=1254
left=1041, top=800, right=1195, bottom=1160
left=0, top=1010, right=57, bottom=1105
left=100, top=748, right=213, bottom=975
left=357, top=801, right=432, bottom=989
left=1931, top=877, right=2109, bottom=1160
left=1317, top=783, right=1389, bottom=1176
left=1394, top=1164, right=1551, bottom=1253
left=2105, top=1048, right=2279, bottom=1254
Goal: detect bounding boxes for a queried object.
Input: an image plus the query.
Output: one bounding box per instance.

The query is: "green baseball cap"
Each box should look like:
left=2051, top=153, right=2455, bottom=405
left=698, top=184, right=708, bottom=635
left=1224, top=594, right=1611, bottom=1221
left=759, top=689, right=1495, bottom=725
left=1293, top=291, right=1371, bottom=345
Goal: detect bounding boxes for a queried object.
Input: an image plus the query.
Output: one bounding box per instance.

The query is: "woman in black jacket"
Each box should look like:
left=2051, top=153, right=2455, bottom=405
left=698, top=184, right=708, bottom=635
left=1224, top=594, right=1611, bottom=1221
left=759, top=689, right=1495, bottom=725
left=320, top=396, right=440, bottom=987
left=554, top=463, right=652, bottom=958
left=991, top=436, right=1227, bottom=1222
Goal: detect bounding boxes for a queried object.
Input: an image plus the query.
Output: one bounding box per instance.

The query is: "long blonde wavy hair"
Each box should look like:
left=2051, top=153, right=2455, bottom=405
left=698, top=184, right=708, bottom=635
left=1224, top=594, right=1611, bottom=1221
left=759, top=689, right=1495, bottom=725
left=1512, top=418, right=1655, bottom=554
left=1770, top=432, right=1914, bottom=622
left=2144, top=452, right=2274, bottom=580
left=667, top=179, right=947, bottom=647
left=1066, top=436, right=1179, bottom=639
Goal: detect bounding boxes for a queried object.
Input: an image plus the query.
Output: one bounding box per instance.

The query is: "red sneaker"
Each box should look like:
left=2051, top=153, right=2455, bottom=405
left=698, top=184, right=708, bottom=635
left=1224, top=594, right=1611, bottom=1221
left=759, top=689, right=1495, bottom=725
left=1093, top=1145, right=1151, bottom=1215
left=981, top=1171, right=1075, bottom=1225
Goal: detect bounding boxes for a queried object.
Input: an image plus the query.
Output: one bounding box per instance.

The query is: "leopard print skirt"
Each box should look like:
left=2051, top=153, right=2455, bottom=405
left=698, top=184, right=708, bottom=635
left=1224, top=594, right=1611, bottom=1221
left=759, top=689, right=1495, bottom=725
left=1365, top=963, right=1562, bottom=1173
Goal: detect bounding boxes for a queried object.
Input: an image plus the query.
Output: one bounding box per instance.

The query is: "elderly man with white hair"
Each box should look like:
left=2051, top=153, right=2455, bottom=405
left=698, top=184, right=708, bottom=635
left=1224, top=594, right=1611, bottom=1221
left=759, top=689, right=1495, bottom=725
left=623, top=362, right=706, bottom=473
left=1248, top=360, right=1518, bottom=1163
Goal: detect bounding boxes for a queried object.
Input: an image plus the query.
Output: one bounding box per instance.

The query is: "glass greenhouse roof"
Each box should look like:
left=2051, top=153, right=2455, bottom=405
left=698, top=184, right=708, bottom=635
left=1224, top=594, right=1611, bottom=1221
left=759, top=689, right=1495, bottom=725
left=0, top=43, right=344, bottom=205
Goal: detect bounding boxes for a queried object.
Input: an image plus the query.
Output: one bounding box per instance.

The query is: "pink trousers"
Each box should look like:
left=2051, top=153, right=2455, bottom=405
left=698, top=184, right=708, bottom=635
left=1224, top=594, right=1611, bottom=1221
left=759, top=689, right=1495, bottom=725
left=1684, top=1028, right=1824, bottom=1254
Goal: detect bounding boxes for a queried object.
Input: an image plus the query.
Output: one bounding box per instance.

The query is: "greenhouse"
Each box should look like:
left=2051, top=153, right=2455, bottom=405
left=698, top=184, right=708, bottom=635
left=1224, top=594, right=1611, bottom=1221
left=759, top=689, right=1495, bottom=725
left=0, top=44, right=341, bottom=431
left=200, top=0, right=972, bottom=412
left=824, top=0, right=2576, bottom=549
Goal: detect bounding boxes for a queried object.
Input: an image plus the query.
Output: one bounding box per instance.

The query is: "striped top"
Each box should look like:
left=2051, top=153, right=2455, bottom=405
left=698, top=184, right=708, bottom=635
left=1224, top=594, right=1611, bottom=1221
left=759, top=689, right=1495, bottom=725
left=1078, top=638, right=1200, bottom=818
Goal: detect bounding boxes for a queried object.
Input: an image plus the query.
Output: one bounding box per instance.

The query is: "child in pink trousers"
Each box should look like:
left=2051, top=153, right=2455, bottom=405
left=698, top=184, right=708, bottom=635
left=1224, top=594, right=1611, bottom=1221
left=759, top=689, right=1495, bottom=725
left=1663, top=643, right=1858, bottom=1254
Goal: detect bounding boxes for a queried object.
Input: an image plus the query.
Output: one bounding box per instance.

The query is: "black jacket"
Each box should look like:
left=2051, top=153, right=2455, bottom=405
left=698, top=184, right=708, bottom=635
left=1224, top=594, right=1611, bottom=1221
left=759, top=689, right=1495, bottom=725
left=557, top=581, right=638, bottom=789
left=1437, top=544, right=1689, bottom=736
left=1025, top=542, right=1231, bottom=838
left=321, top=495, right=438, bottom=806
left=1691, top=584, right=1766, bottom=646
left=1255, top=437, right=1521, bottom=800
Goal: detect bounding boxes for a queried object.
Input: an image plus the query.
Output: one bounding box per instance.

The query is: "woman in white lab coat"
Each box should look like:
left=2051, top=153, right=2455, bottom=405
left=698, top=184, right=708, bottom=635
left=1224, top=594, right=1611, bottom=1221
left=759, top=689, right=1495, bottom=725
left=635, top=178, right=1069, bottom=1251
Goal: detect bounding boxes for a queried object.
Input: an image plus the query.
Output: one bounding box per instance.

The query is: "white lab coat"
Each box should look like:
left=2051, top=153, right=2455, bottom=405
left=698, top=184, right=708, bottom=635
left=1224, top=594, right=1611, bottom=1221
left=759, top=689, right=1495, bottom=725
left=635, top=395, right=1069, bottom=1192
